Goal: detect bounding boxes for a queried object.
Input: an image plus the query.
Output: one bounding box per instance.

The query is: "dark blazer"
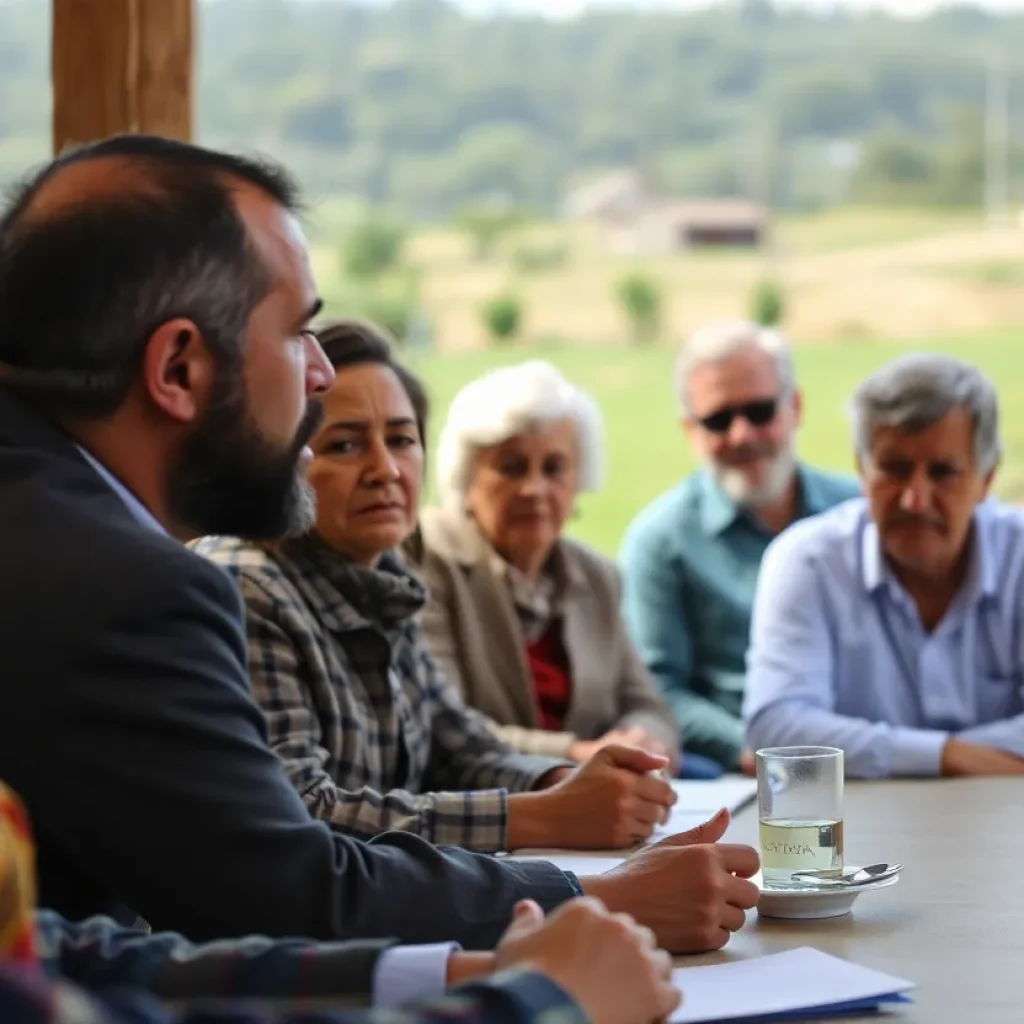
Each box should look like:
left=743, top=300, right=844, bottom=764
left=0, top=385, right=573, bottom=947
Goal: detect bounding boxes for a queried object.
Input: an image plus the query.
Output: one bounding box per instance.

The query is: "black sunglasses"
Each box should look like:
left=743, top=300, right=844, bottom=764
left=698, top=397, right=779, bottom=434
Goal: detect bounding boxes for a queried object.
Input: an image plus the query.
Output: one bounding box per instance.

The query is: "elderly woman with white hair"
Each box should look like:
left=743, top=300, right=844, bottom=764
left=407, top=360, right=681, bottom=769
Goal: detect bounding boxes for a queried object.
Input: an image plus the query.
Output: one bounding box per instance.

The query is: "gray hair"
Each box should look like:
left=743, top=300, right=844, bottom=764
left=435, top=359, right=603, bottom=511
left=674, top=320, right=796, bottom=414
left=850, top=353, right=1001, bottom=473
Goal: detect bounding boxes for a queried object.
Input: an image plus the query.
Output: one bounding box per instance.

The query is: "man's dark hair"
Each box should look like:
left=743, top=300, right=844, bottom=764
left=315, top=318, right=430, bottom=451
left=0, top=134, right=301, bottom=417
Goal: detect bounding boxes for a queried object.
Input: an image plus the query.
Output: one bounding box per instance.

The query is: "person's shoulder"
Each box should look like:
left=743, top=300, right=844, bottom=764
left=559, top=535, right=619, bottom=591
left=800, top=464, right=862, bottom=507
left=976, top=498, right=1024, bottom=561
left=417, top=505, right=483, bottom=567
left=192, top=535, right=283, bottom=579
left=621, top=474, right=705, bottom=552
left=766, top=497, right=867, bottom=570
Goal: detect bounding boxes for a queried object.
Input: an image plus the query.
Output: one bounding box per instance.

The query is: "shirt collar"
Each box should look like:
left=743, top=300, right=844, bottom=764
left=75, top=445, right=168, bottom=537
left=860, top=506, right=997, bottom=602
left=698, top=462, right=821, bottom=537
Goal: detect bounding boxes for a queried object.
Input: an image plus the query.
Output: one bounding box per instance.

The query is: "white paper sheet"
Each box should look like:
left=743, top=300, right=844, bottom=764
left=668, top=947, right=915, bottom=1023
left=504, top=853, right=625, bottom=876
left=671, top=778, right=758, bottom=814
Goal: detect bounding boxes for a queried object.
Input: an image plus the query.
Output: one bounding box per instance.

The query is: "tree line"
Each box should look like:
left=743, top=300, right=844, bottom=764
left=2, top=0, right=1023, bottom=217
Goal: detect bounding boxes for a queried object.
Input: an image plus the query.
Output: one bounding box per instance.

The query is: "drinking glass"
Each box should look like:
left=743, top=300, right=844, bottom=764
left=756, top=746, right=844, bottom=887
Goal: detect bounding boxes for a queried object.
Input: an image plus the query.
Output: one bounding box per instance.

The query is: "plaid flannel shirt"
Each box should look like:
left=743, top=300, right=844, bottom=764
left=195, top=535, right=571, bottom=853
left=0, top=961, right=586, bottom=1024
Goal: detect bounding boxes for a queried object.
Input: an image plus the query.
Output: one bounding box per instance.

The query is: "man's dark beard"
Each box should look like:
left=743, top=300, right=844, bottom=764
left=168, top=370, right=323, bottom=541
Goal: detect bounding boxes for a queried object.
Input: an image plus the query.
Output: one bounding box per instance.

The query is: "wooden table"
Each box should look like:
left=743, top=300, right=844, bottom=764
left=700, top=778, right=1023, bottom=1021
left=535, top=779, right=1024, bottom=1021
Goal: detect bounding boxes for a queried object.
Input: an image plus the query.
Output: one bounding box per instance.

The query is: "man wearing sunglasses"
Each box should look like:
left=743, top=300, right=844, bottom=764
left=619, top=321, right=859, bottom=777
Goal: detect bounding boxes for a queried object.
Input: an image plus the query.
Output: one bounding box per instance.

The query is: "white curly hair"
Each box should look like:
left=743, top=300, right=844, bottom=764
left=435, top=359, right=605, bottom=512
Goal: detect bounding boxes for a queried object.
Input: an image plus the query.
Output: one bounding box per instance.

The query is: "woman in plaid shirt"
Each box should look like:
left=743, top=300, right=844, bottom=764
left=195, top=320, right=677, bottom=855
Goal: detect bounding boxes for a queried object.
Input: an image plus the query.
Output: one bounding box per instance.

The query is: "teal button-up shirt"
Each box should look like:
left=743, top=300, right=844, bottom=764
left=619, top=464, right=860, bottom=769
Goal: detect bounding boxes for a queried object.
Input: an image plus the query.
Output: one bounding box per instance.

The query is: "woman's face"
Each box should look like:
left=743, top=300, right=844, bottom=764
left=465, top=418, right=579, bottom=572
left=307, top=362, right=423, bottom=565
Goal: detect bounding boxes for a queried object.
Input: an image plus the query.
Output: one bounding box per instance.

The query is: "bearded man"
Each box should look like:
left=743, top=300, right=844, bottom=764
left=620, top=321, right=859, bottom=776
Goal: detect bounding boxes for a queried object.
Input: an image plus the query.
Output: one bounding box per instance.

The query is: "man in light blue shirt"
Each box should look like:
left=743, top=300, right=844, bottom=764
left=620, top=321, right=858, bottom=776
left=744, top=353, right=1024, bottom=779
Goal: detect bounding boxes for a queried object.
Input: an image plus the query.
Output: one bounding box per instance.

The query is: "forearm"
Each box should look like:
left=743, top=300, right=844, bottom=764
left=956, top=717, right=1024, bottom=759
left=38, top=911, right=394, bottom=1002
left=301, top=773, right=514, bottom=854
left=747, top=703, right=948, bottom=778
left=483, top=719, right=578, bottom=759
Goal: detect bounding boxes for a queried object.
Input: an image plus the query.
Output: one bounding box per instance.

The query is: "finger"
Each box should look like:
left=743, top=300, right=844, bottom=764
left=717, top=843, right=761, bottom=879
left=599, top=744, right=670, bottom=774
left=626, top=794, right=667, bottom=827
left=636, top=925, right=659, bottom=952
left=657, top=979, right=684, bottom=1019
left=502, top=899, right=545, bottom=938
left=627, top=815, right=657, bottom=841
left=633, top=773, right=677, bottom=806
left=720, top=902, right=748, bottom=933
left=513, top=899, right=544, bottom=922
left=724, top=873, right=762, bottom=910
left=662, top=807, right=730, bottom=847
left=647, top=946, right=673, bottom=978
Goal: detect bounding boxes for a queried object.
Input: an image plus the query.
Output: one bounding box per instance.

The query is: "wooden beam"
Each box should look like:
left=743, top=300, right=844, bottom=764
left=52, top=0, right=194, bottom=155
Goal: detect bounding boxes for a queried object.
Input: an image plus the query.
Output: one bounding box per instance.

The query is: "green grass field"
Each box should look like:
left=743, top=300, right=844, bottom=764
left=407, top=330, right=1024, bottom=556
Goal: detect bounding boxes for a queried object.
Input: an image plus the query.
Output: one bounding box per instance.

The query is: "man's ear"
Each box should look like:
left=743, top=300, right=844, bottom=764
left=790, top=388, right=803, bottom=428
left=140, top=319, right=216, bottom=424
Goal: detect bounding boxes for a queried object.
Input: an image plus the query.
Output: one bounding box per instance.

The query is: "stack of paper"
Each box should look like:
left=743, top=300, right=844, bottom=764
left=652, top=778, right=758, bottom=840
left=669, top=947, right=914, bottom=1023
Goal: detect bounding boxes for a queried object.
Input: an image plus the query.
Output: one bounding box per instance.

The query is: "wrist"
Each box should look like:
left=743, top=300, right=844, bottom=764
left=507, top=791, right=558, bottom=850
left=575, top=873, right=620, bottom=913
left=446, top=951, right=496, bottom=987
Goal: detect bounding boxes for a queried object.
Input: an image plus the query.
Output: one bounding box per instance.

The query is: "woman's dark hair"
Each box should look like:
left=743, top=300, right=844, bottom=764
left=314, top=319, right=429, bottom=452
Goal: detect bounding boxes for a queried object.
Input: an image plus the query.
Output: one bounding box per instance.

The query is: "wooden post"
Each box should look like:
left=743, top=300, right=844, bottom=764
left=52, top=0, right=194, bottom=155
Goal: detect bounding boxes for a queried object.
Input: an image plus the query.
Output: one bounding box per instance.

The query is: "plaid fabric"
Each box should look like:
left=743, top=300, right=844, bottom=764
left=0, top=962, right=588, bottom=1024
left=194, top=535, right=570, bottom=853
left=0, top=783, right=36, bottom=968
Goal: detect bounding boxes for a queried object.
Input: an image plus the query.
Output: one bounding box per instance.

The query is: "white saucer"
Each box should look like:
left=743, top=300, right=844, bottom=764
left=756, top=868, right=901, bottom=920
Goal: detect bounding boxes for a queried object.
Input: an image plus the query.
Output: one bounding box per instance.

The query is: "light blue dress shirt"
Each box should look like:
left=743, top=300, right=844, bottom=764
left=744, top=497, right=1024, bottom=778
left=74, top=444, right=459, bottom=1004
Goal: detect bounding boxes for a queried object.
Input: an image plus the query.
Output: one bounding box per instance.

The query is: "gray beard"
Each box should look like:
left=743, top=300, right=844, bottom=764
left=711, top=440, right=797, bottom=509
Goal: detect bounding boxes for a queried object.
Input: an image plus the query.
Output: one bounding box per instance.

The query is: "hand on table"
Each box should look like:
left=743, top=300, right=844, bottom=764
left=578, top=808, right=761, bottom=954
left=940, top=738, right=1024, bottom=775
left=508, top=745, right=677, bottom=850
left=493, top=898, right=680, bottom=1024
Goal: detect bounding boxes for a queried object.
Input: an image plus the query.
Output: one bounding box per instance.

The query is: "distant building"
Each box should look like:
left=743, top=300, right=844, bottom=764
left=563, top=170, right=767, bottom=255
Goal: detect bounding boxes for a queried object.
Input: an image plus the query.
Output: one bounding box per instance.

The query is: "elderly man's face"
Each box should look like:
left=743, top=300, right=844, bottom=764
left=465, top=419, right=579, bottom=572
left=860, top=407, right=994, bottom=581
left=683, top=348, right=800, bottom=508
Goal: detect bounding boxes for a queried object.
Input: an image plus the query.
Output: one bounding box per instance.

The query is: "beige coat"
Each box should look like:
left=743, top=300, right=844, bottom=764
left=406, top=506, right=680, bottom=759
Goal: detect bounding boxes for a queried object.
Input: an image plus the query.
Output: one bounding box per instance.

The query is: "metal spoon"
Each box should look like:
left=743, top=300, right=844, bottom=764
left=790, top=862, right=903, bottom=887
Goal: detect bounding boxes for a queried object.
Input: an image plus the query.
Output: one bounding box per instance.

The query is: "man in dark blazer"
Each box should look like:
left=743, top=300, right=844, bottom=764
left=0, top=136, right=759, bottom=963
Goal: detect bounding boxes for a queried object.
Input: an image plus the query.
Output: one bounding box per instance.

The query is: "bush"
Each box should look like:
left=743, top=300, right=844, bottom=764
left=342, top=213, right=407, bottom=279
left=616, top=272, right=662, bottom=345
left=481, top=292, right=523, bottom=345
left=749, top=278, right=785, bottom=327
left=511, top=241, right=569, bottom=275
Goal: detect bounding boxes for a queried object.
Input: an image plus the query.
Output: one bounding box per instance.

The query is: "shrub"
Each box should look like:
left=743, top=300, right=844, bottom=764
left=481, top=292, right=523, bottom=345
left=750, top=278, right=786, bottom=327
left=342, top=213, right=407, bottom=279
left=616, top=272, right=662, bottom=345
